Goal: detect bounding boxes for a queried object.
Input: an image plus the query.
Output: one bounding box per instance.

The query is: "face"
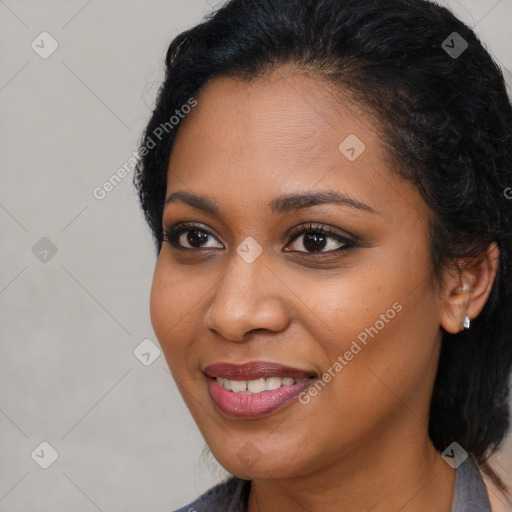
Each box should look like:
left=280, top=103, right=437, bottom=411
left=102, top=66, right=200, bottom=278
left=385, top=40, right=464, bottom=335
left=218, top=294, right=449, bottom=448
left=150, top=68, right=446, bottom=481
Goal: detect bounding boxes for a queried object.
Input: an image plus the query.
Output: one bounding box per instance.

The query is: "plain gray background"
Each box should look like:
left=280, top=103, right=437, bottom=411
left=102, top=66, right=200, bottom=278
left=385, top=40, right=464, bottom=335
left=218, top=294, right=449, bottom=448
left=0, top=1, right=511, bottom=511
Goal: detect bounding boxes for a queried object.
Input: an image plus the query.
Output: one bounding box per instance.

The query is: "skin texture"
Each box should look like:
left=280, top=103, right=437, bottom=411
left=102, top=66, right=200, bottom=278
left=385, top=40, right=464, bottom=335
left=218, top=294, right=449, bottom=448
left=149, top=68, right=499, bottom=512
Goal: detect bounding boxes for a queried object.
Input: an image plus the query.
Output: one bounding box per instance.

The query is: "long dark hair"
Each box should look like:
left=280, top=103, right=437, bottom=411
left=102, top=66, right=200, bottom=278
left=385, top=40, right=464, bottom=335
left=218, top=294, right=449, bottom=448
left=134, top=0, right=512, bottom=498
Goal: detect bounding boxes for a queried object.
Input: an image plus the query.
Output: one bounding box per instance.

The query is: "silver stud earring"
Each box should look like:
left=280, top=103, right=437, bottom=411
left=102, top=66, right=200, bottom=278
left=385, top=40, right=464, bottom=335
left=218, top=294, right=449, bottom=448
left=460, top=283, right=470, bottom=329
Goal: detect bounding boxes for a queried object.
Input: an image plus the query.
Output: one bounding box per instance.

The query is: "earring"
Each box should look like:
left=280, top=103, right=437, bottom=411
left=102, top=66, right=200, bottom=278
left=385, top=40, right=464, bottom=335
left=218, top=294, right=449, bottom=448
left=460, top=282, right=470, bottom=330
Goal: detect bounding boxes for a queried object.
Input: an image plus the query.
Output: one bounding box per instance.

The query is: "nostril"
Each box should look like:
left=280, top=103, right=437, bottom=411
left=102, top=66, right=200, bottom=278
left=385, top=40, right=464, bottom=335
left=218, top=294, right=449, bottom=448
left=246, top=328, right=267, bottom=336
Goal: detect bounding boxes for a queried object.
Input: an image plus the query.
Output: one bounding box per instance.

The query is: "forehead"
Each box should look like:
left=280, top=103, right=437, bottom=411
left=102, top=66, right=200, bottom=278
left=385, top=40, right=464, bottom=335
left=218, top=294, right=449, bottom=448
left=170, top=70, right=379, bottom=172
left=165, top=70, right=430, bottom=228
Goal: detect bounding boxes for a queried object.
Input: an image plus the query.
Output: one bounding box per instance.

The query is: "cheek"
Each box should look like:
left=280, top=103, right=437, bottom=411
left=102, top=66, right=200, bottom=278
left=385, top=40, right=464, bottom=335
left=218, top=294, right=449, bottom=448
left=149, top=266, right=172, bottom=344
left=149, top=257, right=210, bottom=385
left=149, top=259, right=190, bottom=356
left=308, top=249, right=439, bottom=394
left=150, top=281, right=191, bottom=391
left=298, top=267, right=401, bottom=355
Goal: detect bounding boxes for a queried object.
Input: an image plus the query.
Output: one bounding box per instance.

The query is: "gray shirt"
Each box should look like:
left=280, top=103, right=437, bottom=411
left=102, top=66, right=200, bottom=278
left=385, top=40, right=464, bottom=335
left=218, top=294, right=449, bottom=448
left=171, top=457, right=492, bottom=511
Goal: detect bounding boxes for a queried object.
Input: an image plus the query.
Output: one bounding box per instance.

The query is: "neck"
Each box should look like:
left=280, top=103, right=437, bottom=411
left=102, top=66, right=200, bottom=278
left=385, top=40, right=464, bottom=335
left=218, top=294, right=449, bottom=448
left=247, top=420, right=455, bottom=512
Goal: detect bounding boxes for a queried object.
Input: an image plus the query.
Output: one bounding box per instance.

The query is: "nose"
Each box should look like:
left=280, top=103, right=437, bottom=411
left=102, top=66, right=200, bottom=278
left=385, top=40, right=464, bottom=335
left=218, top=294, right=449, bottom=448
left=204, top=251, right=290, bottom=342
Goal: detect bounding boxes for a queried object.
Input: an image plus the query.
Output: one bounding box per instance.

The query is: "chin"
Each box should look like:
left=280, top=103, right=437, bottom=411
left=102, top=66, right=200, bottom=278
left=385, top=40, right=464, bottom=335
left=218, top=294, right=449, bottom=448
left=207, top=440, right=309, bottom=481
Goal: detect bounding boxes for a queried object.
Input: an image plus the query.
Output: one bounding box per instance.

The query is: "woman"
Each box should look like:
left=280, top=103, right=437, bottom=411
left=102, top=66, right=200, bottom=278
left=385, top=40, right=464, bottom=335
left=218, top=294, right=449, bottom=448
left=133, top=0, right=512, bottom=510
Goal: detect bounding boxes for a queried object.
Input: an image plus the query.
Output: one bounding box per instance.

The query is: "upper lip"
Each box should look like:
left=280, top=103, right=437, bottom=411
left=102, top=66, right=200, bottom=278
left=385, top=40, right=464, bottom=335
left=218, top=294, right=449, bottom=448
left=203, top=361, right=316, bottom=380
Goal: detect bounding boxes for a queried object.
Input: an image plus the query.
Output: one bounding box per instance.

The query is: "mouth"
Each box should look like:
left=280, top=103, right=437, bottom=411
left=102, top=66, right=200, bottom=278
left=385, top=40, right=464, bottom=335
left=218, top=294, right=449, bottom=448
left=203, top=361, right=317, bottom=418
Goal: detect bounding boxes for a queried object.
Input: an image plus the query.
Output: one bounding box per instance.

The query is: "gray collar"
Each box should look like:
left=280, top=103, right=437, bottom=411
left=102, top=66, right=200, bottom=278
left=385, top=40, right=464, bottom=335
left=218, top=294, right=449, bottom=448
left=173, top=456, right=492, bottom=511
left=451, top=457, right=492, bottom=512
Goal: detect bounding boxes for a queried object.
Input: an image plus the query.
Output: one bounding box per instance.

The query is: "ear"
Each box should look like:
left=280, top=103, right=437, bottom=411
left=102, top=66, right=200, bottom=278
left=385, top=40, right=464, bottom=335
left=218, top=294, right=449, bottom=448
left=439, top=242, right=499, bottom=334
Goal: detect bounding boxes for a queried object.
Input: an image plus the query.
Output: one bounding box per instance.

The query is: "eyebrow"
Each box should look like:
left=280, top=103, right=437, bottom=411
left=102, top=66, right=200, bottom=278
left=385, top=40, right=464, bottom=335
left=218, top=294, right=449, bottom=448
left=164, top=190, right=378, bottom=215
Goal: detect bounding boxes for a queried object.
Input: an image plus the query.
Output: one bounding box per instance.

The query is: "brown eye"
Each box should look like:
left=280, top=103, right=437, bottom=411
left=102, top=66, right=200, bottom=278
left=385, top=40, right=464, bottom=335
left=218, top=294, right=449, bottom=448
left=164, top=223, right=223, bottom=250
left=286, top=223, right=357, bottom=255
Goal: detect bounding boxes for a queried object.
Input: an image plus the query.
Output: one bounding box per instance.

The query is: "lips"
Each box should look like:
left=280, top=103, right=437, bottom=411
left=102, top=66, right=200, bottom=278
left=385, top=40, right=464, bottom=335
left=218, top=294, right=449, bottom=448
left=203, top=361, right=316, bottom=380
left=203, top=361, right=317, bottom=418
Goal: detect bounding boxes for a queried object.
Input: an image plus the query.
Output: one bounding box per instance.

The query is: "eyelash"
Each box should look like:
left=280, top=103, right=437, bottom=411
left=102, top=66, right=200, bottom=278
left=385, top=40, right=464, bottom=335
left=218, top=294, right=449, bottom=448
left=163, top=222, right=358, bottom=258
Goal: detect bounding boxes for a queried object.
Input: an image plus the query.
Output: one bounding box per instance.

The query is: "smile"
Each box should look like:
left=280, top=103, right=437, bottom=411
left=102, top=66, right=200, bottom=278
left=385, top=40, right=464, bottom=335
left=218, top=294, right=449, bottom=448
left=204, top=361, right=317, bottom=418
left=216, top=376, right=308, bottom=393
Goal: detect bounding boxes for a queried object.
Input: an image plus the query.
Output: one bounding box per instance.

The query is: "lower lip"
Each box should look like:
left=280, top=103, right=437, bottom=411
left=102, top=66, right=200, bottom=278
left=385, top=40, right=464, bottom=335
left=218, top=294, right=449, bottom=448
left=207, top=377, right=314, bottom=418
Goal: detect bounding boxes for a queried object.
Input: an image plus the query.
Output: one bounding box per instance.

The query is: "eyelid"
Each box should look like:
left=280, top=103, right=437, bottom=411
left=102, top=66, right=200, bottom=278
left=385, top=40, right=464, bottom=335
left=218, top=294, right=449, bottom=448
left=163, top=221, right=224, bottom=248
left=283, top=223, right=358, bottom=257
left=286, top=222, right=357, bottom=243
left=163, top=221, right=358, bottom=254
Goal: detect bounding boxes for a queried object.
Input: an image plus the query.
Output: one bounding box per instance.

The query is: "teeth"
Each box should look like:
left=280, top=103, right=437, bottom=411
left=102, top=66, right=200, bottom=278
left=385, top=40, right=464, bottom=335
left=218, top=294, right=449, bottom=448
left=230, top=380, right=248, bottom=393
left=216, top=376, right=304, bottom=393
left=247, top=378, right=266, bottom=393
left=265, top=377, right=282, bottom=391
left=217, top=377, right=231, bottom=391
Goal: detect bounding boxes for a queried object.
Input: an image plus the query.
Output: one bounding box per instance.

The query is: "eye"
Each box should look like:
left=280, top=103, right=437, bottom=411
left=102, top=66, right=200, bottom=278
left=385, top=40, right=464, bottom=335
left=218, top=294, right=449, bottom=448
left=285, top=223, right=357, bottom=256
left=163, top=221, right=358, bottom=256
left=163, top=222, right=223, bottom=250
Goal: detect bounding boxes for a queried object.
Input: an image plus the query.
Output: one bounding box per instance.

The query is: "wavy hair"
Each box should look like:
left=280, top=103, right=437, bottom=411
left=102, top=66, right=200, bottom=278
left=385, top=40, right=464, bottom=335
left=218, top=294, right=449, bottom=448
left=134, top=0, right=512, bottom=498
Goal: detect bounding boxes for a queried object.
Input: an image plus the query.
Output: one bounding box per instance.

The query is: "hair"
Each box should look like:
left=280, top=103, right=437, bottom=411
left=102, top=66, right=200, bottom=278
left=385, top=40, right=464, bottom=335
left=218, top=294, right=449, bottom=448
left=134, top=0, right=512, bottom=499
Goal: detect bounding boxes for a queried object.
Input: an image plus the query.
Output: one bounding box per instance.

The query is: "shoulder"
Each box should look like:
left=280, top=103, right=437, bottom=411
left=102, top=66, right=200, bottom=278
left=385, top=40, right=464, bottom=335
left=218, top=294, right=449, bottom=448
left=170, top=476, right=251, bottom=512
